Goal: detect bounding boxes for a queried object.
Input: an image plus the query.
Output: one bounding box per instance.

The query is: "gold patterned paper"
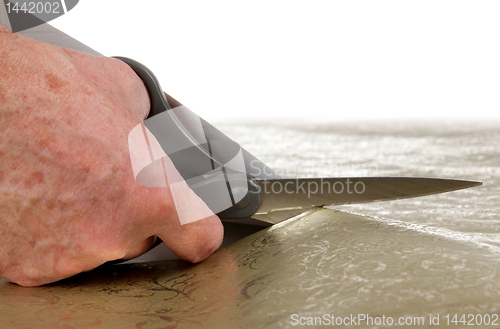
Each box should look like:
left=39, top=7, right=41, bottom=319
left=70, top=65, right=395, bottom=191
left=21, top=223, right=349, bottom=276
left=1, top=209, right=500, bottom=328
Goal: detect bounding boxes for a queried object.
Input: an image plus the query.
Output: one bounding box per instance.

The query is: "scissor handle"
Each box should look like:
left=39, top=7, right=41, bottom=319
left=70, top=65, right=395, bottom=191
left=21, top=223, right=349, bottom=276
left=102, top=57, right=262, bottom=265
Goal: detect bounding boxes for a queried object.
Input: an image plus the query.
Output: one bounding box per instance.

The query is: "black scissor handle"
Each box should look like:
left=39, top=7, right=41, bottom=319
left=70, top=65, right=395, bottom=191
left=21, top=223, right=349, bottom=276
left=103, top=57, right=262, bottom=265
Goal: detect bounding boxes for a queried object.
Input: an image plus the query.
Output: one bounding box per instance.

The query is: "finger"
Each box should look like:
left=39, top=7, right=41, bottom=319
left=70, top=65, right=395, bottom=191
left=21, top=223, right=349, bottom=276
left=127, top=177, right=224, bottom=264
left=129, top=180, right=224, bottom=263
left=126, top=117, right=224, bottom=262
left=121, top=235, right=157, bottom=260
left=144, top=156, right=224, bottom=263
left=158, top=214, right=223, bottom=263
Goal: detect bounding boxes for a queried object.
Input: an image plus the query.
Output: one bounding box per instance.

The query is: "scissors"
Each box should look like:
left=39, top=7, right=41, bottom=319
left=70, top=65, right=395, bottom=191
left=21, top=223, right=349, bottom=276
left=105, top=57, right=482, bottom=263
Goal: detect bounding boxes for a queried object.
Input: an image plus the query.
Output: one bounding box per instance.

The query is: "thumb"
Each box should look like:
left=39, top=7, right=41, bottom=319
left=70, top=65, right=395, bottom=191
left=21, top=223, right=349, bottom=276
left=128, top=123, right=224, bottom=262
left=159, top=155, right=224, bottom=263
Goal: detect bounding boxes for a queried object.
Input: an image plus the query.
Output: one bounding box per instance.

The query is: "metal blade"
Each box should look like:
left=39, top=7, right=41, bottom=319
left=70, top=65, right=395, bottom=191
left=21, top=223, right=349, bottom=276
left=252, top=177, right=482, bottom=224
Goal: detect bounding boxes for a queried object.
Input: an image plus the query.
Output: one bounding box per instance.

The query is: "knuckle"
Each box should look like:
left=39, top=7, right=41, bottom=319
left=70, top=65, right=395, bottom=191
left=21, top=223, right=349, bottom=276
left=108, top=58, right=150, bottom=119
left=109, top=57, right=145, bottom=91
left=110, top=57, right=137, bottom=79
left=182, top=218, right=224, bottom=263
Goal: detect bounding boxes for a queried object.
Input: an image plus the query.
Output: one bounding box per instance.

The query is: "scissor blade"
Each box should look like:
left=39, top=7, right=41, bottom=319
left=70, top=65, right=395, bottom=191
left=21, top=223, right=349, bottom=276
left=252, top=177, right=481, bottom=224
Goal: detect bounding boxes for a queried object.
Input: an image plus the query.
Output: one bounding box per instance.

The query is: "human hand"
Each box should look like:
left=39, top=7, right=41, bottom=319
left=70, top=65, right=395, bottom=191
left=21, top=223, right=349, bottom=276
left=0, top=25, right=223, bottom=286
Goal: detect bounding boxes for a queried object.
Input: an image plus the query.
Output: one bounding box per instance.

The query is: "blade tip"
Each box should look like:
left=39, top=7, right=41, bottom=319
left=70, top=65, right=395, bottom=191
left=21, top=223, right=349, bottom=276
left=460, top=180, right=483, bottom=188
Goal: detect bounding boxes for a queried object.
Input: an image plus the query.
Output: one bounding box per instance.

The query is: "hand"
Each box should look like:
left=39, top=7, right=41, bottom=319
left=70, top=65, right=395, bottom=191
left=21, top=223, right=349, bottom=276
left=0, top=25, right=223, bottom=286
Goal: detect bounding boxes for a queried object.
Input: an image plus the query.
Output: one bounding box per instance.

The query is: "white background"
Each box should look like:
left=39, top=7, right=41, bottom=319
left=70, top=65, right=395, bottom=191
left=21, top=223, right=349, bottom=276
left=51, top=1, right=500, bottom=122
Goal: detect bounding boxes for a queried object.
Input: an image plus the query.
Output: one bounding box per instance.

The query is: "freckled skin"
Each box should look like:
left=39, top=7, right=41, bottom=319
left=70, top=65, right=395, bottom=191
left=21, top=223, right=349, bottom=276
left=44, top=72, right=65, bottom=92
left=0, top=24, right=223, bottom=286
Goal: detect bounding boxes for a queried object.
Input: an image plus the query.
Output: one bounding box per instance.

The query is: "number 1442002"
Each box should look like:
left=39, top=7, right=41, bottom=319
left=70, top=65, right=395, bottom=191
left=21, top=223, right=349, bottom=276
left=445, top=314, right=499, bottom=326
left=6, top=2, right=61, bottom=14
